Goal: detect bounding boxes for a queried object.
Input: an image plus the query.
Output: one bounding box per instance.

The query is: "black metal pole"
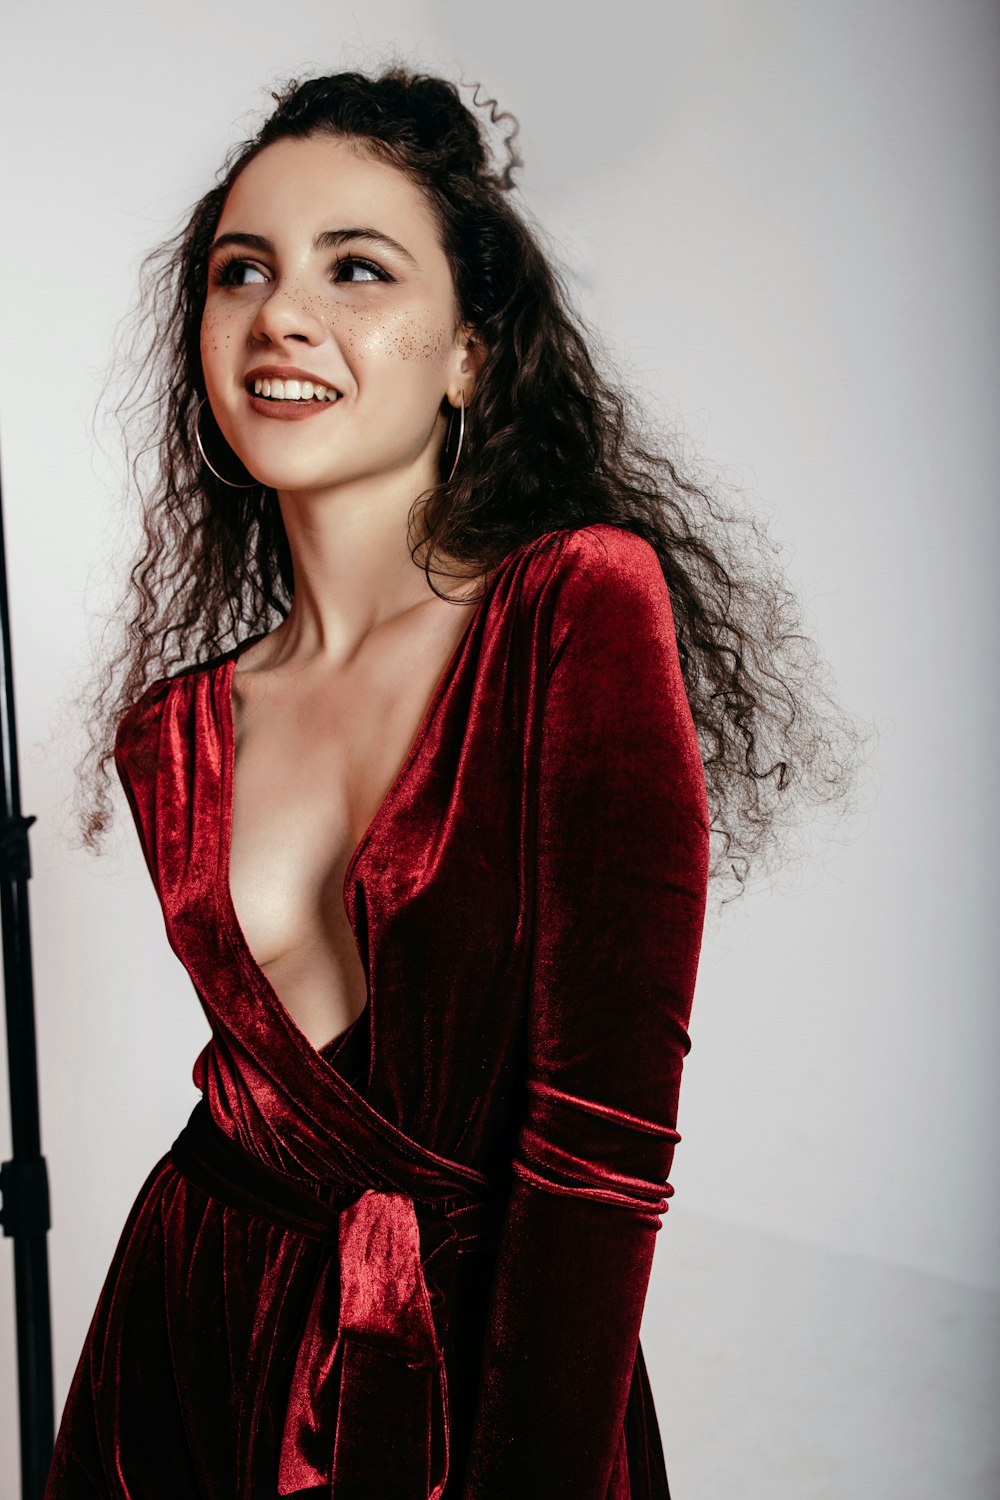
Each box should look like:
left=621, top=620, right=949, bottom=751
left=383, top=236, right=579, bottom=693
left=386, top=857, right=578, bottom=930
left=0, top=433, right=55, bottom=1498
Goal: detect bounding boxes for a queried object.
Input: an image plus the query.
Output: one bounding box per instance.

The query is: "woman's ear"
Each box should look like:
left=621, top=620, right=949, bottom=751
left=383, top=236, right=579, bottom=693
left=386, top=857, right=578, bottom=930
left=449, top=327, right=486, bottom=405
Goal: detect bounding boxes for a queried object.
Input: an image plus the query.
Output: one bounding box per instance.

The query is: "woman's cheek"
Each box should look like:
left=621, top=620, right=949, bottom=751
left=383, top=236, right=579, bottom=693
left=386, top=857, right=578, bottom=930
left=330, top=301, right=449, bottom=355
left=199, top=308, right=237, bottom=368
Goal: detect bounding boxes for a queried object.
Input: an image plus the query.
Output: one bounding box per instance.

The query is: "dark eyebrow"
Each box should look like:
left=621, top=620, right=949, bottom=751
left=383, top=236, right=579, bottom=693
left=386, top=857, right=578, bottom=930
left=208, top=227, right=419, bottom=267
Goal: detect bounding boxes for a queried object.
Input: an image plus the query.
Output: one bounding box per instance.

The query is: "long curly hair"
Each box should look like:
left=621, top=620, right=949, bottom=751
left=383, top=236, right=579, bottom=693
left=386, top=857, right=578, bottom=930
left=71, top=61, right=870, bottom=902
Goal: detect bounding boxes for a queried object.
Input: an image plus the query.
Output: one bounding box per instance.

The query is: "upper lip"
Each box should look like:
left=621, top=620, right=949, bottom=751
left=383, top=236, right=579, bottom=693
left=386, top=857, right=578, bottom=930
left=244, top=365, right=343, bottom=393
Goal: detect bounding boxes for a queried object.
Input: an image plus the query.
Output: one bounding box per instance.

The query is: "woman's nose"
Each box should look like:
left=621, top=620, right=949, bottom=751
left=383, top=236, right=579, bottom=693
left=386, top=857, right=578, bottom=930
left=249, top=282, right=326, bottom=345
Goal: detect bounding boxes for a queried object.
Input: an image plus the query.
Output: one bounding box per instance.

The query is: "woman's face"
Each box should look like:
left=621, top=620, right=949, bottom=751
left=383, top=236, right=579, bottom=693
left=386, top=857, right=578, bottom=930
left=199, top=134, right=474, bottom=495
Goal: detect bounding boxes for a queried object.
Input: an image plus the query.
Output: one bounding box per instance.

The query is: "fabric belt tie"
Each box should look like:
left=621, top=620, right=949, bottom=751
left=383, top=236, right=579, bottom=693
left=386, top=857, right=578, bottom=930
left=169, top=1095, right=504, bottom=1499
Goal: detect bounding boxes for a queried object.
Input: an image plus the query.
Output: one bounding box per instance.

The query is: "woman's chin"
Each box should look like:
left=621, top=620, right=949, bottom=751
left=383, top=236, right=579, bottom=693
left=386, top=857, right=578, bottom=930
left=246, top=463, right=349, bottom=495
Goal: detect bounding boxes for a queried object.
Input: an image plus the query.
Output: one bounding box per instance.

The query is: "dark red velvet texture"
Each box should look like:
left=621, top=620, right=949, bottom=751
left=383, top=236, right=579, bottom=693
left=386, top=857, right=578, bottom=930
left=44, top=523, right=710, bottom=1499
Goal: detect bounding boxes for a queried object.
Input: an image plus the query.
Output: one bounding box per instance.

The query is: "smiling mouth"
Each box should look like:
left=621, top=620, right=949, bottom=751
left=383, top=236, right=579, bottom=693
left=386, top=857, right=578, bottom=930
left=249, top=377, right=341, bottom=403
left=245, top=384, right=343, bottom=420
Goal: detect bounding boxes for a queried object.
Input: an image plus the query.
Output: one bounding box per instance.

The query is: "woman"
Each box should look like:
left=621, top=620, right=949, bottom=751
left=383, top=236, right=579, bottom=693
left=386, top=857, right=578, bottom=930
left=52, top=65, right=860, bottom=1499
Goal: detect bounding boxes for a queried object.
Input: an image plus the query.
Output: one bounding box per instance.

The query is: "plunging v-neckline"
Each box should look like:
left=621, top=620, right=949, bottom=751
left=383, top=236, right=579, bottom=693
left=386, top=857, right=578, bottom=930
left=215, top=588, right=493, bottom=1064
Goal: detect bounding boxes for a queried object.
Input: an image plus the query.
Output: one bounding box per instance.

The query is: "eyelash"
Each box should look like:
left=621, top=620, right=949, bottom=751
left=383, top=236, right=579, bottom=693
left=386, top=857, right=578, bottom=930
left=210, top=252, right=394, bottom=287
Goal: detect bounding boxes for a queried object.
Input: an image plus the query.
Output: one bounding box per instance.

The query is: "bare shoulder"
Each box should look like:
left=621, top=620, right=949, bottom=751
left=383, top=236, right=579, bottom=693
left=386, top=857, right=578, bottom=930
left=231, top=629, right=277, bottom=679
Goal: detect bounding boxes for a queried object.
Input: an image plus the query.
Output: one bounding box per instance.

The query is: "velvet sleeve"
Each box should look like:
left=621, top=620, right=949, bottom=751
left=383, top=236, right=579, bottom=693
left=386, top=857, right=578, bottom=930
left=113, top=680, right=169, bottom=884
left=462, top=527, right=711, bottom=1499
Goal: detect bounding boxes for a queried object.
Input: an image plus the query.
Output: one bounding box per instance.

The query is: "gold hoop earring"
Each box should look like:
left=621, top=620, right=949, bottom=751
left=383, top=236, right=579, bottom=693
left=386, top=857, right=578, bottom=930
left=195, top=398, right=259, bottom=489
left=446, top=389, right=465, bottom=484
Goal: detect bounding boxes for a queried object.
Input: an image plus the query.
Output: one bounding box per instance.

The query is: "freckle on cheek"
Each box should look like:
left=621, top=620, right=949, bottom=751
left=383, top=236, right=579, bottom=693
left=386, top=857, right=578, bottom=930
left=348, top=312, right=451, bottom=361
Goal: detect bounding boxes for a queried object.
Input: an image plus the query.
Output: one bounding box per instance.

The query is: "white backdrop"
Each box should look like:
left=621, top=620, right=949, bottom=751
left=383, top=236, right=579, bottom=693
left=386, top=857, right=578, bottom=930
left=1, top=2, right=997, bottom=1495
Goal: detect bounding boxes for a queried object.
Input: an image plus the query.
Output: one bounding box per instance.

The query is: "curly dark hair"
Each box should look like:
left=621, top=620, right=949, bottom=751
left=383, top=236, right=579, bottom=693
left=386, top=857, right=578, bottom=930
left=70, top=60, right=870, bottom=903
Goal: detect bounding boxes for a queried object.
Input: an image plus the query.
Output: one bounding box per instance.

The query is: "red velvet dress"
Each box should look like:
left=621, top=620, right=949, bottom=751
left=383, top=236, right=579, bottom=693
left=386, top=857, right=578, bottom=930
left=44, top=523, right=710, bottom=1500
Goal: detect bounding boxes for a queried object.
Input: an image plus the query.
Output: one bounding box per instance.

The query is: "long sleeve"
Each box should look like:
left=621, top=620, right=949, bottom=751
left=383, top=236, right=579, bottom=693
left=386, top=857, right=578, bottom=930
left=462, top=527, right=710, bottom=1499
left=113, top=679, right=169, bottom=884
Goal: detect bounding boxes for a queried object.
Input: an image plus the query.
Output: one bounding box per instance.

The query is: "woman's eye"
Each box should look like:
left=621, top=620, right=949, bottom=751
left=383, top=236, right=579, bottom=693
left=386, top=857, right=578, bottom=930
left=333, top=256, right=387, bottom=284
left=213, top=258, right=267, bottom=287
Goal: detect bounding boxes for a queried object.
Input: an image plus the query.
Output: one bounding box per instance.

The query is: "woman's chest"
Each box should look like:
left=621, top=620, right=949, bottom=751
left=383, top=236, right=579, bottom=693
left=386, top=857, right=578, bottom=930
left=226, top=600, right=494, bottom=977
left=227, top=698, right=394, bottom=973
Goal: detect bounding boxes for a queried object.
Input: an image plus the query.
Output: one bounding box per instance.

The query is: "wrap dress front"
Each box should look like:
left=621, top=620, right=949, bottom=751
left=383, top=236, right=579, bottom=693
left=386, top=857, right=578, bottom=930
left=44, top=521, right=711, bottom=1500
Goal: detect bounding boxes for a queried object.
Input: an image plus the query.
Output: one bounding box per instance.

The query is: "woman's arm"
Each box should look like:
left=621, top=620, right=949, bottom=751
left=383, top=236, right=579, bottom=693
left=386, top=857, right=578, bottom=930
left=462, top=526, right=710, bottom=1499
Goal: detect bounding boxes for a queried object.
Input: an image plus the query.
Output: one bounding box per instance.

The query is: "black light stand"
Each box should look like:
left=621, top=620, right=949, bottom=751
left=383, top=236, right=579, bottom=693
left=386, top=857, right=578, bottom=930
left=0, top=439, right=56, bottom=1498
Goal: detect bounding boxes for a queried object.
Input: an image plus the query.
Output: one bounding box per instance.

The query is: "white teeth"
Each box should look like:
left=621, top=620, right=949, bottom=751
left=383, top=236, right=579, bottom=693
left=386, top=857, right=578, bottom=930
left=252, top=377, right=340, bottom=402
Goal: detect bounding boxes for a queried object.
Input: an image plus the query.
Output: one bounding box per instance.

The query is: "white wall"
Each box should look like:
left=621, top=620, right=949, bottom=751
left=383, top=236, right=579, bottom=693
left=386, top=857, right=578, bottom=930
left=1, top=2, right=997, bottom=1494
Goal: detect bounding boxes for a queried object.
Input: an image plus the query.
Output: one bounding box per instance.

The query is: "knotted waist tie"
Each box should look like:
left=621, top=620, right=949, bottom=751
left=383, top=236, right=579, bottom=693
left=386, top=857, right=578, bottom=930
left=169, top=1095, right=505, bottom=1498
